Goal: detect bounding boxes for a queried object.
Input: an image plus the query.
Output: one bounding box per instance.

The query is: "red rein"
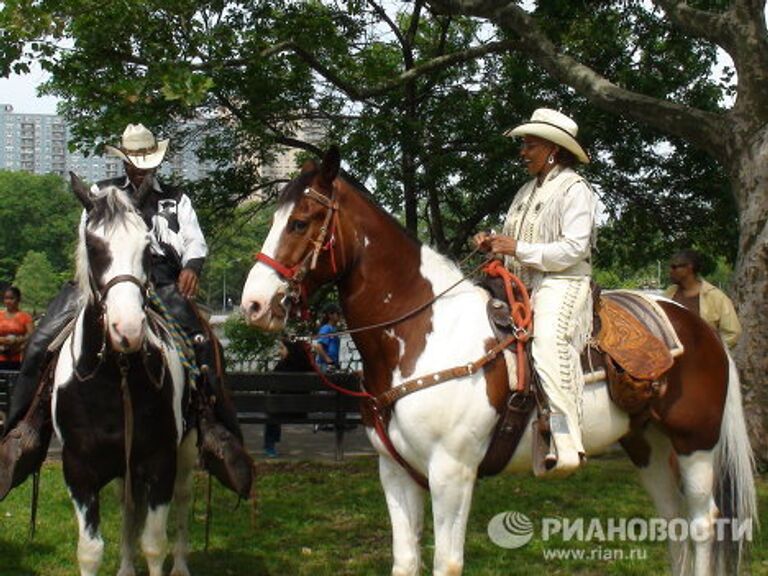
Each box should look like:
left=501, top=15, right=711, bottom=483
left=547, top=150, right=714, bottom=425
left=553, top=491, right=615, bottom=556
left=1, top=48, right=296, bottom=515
left=255, top=220, right=533, bottom=490
left=482, top=259, right=532, bottom=393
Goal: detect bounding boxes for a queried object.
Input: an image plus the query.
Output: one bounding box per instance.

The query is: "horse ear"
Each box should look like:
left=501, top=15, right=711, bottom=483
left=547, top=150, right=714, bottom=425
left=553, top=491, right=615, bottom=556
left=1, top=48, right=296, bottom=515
left=319, top=146, right=340, bottom=187
left=69, top=171, right=94, bottom=211
left=300, top=159, right=318, bottom=174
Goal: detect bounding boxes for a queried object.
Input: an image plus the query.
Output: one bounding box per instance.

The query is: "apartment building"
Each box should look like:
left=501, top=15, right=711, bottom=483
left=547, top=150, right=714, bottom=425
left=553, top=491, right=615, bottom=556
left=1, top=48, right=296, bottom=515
left=0, top=104, right=212, bottom=182
left=259, top=120, right=327, bottom=182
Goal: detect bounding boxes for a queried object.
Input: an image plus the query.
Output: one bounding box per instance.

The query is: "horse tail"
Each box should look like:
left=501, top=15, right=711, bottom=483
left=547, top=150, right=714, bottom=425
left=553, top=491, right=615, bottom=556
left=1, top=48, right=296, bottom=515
left=712, top=353, right=758, bottom=574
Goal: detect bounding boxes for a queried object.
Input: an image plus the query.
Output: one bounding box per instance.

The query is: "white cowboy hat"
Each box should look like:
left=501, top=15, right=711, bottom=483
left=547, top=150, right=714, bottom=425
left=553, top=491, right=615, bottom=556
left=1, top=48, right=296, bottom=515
left=505, top=108, right=590, bottom=164
left=104, top=123, right=169, bottom=169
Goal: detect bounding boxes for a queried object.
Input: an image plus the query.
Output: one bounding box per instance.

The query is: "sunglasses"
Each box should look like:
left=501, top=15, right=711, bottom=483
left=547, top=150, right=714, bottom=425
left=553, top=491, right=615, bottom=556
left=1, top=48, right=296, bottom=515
left=669, top=263, right=690, bottom=269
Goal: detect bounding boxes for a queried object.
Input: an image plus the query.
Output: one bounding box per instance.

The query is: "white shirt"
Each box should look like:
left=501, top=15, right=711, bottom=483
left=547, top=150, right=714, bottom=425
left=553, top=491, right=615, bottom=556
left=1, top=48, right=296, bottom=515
left=504, top=167, right=596, bottom=275
left=89, top=176, right=208, bottom=268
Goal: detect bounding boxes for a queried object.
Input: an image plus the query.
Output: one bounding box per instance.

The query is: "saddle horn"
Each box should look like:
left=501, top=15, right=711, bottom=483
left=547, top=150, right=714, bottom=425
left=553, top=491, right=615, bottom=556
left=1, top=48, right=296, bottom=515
left=69, top=172, right=94, bottom=211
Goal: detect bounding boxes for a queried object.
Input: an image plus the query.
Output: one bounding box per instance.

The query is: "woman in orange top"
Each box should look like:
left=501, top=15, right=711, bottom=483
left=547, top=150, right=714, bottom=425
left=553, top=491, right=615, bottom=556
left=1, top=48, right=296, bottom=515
left=0, top=286, right=34, bottom=370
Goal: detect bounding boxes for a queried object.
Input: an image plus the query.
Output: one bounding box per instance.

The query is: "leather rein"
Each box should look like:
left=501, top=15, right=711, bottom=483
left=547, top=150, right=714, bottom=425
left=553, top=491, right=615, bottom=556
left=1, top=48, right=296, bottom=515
left=75, top=270, right=165, bottom=514
left=255, top=185, right=533, bottom=489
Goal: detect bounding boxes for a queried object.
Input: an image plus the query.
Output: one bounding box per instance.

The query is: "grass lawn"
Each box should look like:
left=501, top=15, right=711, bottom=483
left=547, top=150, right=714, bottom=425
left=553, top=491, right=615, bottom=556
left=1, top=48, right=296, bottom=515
left=0, top=455, right=766, bottom=575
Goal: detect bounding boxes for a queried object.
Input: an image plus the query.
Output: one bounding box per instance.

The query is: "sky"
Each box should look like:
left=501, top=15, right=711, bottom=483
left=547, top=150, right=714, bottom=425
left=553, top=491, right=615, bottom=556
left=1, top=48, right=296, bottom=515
left=0, top=62, right=59, bottom=114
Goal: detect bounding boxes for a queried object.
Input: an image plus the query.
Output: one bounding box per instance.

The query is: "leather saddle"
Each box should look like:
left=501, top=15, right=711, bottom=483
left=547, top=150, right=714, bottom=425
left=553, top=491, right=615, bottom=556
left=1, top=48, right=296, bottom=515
left=479, top=280, right=680, bottom=477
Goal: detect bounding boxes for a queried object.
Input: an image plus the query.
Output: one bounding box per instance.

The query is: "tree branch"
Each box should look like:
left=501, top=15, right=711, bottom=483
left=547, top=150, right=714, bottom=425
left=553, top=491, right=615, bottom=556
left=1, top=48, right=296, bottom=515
left=366, top=0, right=407, bottom=56
left=427, top=0, right=727, bottom=159
left=227, top=39, right=518, bottom=101
left=651, top=1, right=728, bottom=47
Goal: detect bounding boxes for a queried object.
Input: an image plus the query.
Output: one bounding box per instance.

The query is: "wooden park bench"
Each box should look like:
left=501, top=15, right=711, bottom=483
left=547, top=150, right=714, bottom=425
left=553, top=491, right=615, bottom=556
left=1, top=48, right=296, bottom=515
left=0, top=370, right=19, bottom=433
left=225, top=371, right=364, bottom=461
left=0, top=369, right=365, bottom=461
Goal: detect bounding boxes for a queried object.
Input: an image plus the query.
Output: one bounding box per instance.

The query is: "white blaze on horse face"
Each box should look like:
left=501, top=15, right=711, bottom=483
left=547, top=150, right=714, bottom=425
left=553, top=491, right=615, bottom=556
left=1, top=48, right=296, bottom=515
left=241, top=201, right=294, bottom=330
left=96, top=222, right=148, bottom=353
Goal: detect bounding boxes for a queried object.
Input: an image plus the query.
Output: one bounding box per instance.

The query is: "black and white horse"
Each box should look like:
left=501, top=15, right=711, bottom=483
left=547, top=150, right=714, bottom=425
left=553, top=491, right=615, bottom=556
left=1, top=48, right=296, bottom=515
left=52, top=174, right=196, bottom=576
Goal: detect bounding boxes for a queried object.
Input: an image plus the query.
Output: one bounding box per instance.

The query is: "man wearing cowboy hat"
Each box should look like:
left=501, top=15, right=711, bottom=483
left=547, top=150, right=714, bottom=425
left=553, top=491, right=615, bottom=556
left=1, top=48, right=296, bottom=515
left=474, top=108, right=597, bottom=477
left=0, top=124, right=253, bottom=500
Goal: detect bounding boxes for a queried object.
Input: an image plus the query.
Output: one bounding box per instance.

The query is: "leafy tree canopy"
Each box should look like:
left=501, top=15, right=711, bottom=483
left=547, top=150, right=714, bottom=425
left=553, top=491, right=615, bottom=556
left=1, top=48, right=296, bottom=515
left=0, top=1, right=736, bottom=275
left=13, top=250, right=61, bottom=315
left=0, top=171, right=80, bottom=282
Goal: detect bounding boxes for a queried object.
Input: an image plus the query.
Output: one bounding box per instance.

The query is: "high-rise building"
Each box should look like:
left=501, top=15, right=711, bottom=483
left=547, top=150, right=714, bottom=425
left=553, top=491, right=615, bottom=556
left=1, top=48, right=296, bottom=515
left=0, top=104, right=213, bottom=182
left=259, top=120, right=327, bottom=182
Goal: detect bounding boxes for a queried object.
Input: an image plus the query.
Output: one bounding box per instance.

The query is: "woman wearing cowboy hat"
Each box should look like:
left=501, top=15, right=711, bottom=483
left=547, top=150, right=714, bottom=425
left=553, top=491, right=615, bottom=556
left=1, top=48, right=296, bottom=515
left=474, top=108, right=597, bottom=477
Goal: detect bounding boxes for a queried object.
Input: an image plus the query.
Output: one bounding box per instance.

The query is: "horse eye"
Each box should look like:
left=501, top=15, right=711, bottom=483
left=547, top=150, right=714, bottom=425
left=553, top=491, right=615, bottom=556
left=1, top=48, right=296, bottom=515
left=289, top=219, right=308, bottom=233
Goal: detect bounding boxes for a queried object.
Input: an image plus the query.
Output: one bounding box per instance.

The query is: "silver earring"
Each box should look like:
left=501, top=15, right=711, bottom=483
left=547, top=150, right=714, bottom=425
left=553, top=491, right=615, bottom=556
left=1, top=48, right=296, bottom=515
left=547, top=153, right=555, bottom=165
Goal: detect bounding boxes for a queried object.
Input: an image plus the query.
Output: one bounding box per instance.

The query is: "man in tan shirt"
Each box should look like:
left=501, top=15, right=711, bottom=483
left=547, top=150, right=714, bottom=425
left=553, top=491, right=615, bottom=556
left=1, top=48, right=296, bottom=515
left=664, top=249, right=741, bottom=348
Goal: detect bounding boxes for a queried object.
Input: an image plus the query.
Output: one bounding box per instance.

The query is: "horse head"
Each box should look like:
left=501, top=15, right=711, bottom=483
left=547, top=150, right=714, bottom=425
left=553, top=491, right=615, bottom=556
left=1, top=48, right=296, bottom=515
left=242, top=147, right=342, bottom=330
left=71, top=172, right=151, bottom=353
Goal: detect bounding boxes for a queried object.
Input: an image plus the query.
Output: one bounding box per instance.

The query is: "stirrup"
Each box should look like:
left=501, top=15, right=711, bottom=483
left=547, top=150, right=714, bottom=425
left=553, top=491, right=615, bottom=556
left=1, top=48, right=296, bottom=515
left=198, top=417, right=254, bottom=499
left=0, top=421, right=48, bottom=501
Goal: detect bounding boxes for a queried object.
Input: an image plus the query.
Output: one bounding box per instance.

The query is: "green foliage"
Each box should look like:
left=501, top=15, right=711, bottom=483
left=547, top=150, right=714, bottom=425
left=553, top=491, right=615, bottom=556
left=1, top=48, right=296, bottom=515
left=0, top=1, right=737, bottom=276
left=223, top=313, right=278, bottom=365
left=13, top=250, right=61, bottom=314
left=198, top=202, right=273, bottom=311
left=0, top=171, right=80, bottom=283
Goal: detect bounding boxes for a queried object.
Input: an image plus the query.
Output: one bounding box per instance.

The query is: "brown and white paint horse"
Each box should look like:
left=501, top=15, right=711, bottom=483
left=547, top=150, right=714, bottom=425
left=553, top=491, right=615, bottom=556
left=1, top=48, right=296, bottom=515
left=52, top=176, right=196, bottom=576
left=241, top=148, right=756, bottom=576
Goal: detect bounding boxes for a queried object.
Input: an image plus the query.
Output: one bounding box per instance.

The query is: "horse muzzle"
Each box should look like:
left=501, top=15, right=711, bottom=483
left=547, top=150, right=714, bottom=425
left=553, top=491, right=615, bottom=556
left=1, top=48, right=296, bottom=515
left=242, top=290, right=290, bottom=331
left=108, top=318, right=146, bottom=353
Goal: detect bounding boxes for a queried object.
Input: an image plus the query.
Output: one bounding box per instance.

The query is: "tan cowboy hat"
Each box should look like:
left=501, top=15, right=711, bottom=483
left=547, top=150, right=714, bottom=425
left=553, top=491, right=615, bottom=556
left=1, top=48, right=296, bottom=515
left=505, top=108, right=590, bottom=164
left=104, top=123, right=169, bottom=169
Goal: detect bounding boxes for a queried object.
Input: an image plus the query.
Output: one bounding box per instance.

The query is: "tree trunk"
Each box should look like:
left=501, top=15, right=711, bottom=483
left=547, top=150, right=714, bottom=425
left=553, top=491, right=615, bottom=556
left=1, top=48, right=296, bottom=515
left=730, top=136, right=768, bottom=469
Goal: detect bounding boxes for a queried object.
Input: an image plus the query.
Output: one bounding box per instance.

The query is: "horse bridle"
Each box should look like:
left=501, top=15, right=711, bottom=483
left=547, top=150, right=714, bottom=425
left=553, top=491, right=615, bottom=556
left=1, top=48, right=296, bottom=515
left=97, top=274, right=149, bottom=307
left=255, top=185, right=342, bottom=310
left=255, top=183, right=490, bottom=338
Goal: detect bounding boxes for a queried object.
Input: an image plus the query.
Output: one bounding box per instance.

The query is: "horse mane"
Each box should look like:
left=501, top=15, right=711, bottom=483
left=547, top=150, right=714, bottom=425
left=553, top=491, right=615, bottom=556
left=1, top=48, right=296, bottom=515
left=279, top=168, right=419, bottom=241
left=276, top=170, right=315, bottom=207
left=75, top=185, right=147, bottom=300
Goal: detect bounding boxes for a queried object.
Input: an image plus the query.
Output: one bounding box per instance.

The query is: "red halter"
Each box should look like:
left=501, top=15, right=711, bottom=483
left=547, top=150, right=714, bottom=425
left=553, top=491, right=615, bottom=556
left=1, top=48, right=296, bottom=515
left=254, top=186, right=343, bottom=315
left=254, top=252, right=300, bottom=280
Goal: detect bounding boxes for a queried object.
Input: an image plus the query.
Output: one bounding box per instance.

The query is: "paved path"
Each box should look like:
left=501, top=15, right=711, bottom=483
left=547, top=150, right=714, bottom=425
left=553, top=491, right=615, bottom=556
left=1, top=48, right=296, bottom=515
left=242, top=422, right=377, bottom=461
left=46, top=423, right=377, bottom=463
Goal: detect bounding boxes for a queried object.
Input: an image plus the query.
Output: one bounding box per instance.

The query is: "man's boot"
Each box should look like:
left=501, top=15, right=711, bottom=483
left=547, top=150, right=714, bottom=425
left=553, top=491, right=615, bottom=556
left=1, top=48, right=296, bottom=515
left=0, top=282, right=79, bottom=501
left=194, top=337, right=254, bottom=499
left=0, top=393, right=52, bottom=501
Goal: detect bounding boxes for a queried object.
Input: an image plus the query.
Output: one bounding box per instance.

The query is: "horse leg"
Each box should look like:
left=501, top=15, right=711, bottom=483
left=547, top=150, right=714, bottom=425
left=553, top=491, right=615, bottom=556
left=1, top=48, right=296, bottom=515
left=428, top=454, right=476, bottom=576
left=170, top=430, right=198, bottom=576
left=141, top=454, right=176, bottom=576
left=678, top=450, right=718, bottom=576
left=140, top=503, right=171, bottom=576
left=621, top=425, right=689, bottom=575
left=379, top=455, right=426, bottom=576
left=64, top=457, right=104, bottom=576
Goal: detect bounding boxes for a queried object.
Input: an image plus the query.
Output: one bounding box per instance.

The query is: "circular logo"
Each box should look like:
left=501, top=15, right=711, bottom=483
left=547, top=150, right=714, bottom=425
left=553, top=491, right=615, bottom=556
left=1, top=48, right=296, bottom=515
left=487, top=511, right=534, bottom=549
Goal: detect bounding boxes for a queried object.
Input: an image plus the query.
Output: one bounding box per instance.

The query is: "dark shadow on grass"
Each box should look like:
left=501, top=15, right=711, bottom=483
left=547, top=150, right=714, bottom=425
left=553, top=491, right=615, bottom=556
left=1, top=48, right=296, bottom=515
left=187, top=549, right=274, bottom=575
left=0, top=540, right=56, bottom=576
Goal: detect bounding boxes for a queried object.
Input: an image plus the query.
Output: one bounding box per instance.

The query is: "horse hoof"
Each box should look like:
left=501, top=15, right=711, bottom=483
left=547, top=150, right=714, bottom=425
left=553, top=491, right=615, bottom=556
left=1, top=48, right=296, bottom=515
left=170, top=566, right=191, bottom=576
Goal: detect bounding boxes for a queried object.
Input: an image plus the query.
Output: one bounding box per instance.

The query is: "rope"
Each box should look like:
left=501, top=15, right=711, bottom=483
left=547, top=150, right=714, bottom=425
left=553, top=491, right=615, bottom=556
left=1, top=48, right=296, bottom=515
left=119, top=356, right=134, bottom=513
left=482, top=260, right=532, bottom=392
left=147, top=289, right=199, bottom=386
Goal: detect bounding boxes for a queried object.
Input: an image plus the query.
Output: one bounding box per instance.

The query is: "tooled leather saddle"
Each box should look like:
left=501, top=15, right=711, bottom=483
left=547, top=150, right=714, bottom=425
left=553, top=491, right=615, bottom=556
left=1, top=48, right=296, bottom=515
left=479, top=281, right=682, bottom=477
